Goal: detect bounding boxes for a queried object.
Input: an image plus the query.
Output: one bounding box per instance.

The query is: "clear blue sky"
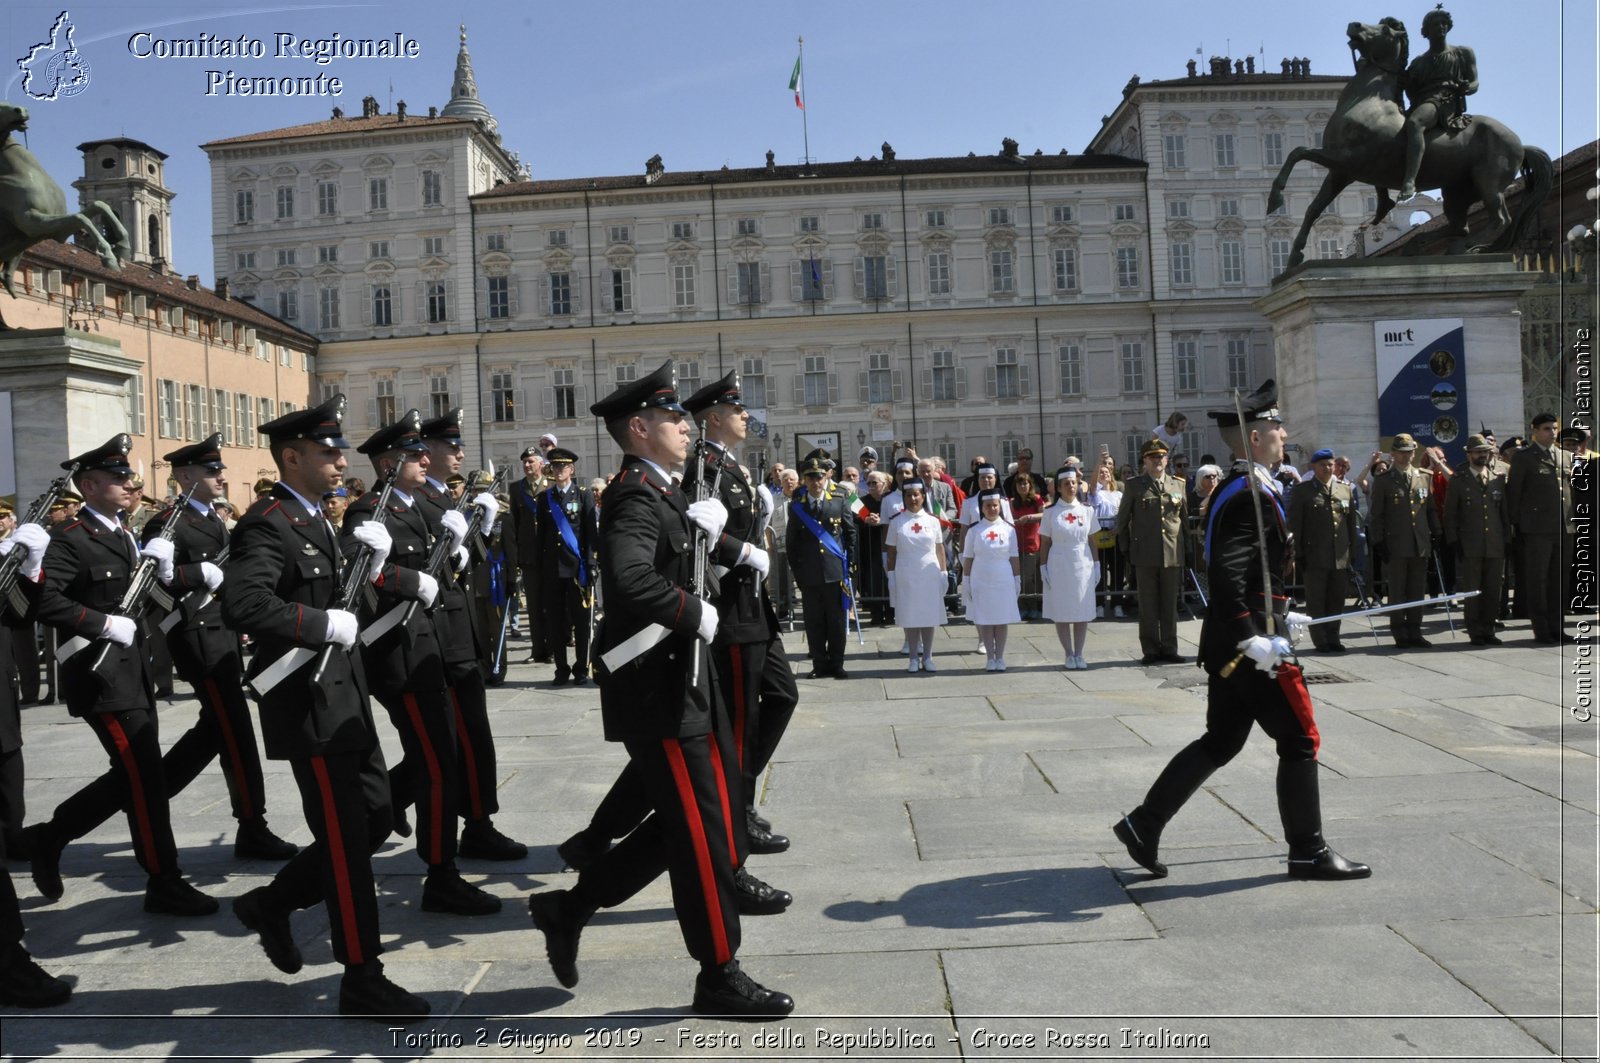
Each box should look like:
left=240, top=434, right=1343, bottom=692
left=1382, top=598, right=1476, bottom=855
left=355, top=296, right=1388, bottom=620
left=5, top=0, right=1594, bottom=286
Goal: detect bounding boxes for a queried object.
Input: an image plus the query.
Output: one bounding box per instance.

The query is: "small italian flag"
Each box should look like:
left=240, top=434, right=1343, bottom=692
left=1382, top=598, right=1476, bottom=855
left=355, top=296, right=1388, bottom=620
left=929, top=497, right=954, bottom=530
left=847, top=490, right=866, bottom=518
left=788, top=54, right=804, bottom=109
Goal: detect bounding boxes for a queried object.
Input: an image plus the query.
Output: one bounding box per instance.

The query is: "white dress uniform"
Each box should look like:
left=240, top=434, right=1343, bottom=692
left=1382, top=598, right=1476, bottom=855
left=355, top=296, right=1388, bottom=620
left=1041, top=500, right=1099, bottom=623
left=885, top=509, right=947, bottom=628
left=962, top=516, right=1021, bottom=625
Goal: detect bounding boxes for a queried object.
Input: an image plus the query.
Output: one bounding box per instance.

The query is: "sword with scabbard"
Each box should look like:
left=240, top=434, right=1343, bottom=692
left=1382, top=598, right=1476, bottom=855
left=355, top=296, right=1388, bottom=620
left=1220, top=387, right=1281, bottom=679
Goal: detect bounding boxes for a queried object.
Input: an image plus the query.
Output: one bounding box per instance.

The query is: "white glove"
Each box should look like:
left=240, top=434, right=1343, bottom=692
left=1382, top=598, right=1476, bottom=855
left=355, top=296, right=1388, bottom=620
left=2, top=522, right=50, bottom=580
left=686, top=498, right=728, bottom=540
left=1013, top=575, right=1023, bottom=597
left=959, top=578, right=972, bottom=603
left=325, top=609, right=359, bottom=649
left=754, top=484, right=774, bottom=519
left=1284, top=611, right=1313, bottom=648
left=102, top=614, right=137, bottom=646
left=352, top=521, right=391, bottom=579
left=471, top=492, right=499, bottom=529
left=740, top=544, right=770, bottom=576
left=453, top=544, right=470, bottom=572
left=199, top=561, right=224, bottom=591
left=1238, top=635, right=1294, bottom=675
left=416, top=571, right=440, bottom=609
left=696, top=603, right=720, bottom=643
left=440, top=509, right=469, bottom=548
left=140, top=538, right=176, bottom=584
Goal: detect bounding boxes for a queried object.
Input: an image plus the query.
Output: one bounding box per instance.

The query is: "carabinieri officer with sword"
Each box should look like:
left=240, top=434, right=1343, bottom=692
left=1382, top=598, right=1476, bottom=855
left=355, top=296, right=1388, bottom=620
left=1113, top=380, right=1371, bottom=882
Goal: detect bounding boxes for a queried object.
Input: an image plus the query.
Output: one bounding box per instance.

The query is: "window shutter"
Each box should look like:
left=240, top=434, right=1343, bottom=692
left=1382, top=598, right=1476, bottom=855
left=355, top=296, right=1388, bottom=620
left=892, top=371, right=905, bottom=402
left=790, top=261, right=804, bottom=302
left=542, top=387, right=555, bottom=420
left=920, top=367, right=933, bottom=400
left=857, top=371, right=869, bottom=403
left=886, top=256, right=899, bottom=298
left=573, top=382, right=586, bottom=415
left=570, top=272, right=582, bottom=315
left=515, top=389, right=526, bottom=422
left=828, top=373, right=839, bottom=406
left=955, top=366, right=968, bottom=396
left=984, top=365, right=997, bottom=398
left=853, top=257, right=865, bottom=299
left=1019, top=362, right=1032, bottom=397
left=728, top=268, right=741, bottom=305
left=791, top=373, right=804, bottom=407
left=538, top=276, right=551, bottom=315
left=508, top=275, right=519, bottom=316
left=368, top=397, right=379, bottom=424
left=759, top=263, right=772, bottom=304
left=821, top=259, right=835, bottom=300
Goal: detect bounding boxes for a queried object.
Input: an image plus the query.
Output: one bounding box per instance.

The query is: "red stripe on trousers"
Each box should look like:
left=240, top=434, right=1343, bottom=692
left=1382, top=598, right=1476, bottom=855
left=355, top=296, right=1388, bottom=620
left=204, top=678, right=255, bottom=819
left=1276, top=663, right=1323, bottom=759
left=310, top=756, right=363, bottom=965
left=402, top=693, right=446, bottom=865
left=706, top=736, right=739, bottom=867
left=103, top=716, right=162, bottom=875
left=728, top=645, right=747, bottom=770
left=661, top=739, right=731, bottom=966
left=450, top=689, right=484, bottom=820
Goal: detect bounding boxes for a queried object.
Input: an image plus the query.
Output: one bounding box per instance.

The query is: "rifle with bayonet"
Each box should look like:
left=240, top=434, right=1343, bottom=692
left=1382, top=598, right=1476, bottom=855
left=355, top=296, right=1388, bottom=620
left=1, top=463, right=78, bottom=618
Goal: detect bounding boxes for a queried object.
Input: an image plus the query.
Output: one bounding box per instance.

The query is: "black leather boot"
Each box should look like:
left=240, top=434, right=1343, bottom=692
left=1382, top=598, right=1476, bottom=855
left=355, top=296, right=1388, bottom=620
left=692, top=959, right=795, bottom=1019
left=233, top=886, right=303, bottom=973
left=0, top=943, right=71, bottom=1007
left=234, top=816, right=298, bottom=860
left=459, top=818, right=528, bottom=861
left=733, top=867, right=792, bottom=915
left=1112, top=811, right=1166, bottom=878
left=143, top=873, right=220, bottom=916
left=421, top=865, right=502, bottom=915
left=527, top=889, right=593, bottom=988
left=339, top=961, right=428, bottom=1021
left=1278, top=759, right=1371, bottom=880
left=23, top=823, right=64, bottom=901
left=556, top=828, right=609, bottom=872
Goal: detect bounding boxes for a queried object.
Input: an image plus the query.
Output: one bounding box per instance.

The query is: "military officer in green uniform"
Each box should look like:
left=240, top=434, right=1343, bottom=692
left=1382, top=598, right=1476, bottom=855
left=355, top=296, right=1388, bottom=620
left=1445, top=434, right=1513, bottom=645
left=1505, top=412, right=1574, bottom=644
left=1367, top=433, right=1441, bottom=647
left=1287, top=448, right=1359, bottom=652
left=1114, top=438, right=1188, bottom=664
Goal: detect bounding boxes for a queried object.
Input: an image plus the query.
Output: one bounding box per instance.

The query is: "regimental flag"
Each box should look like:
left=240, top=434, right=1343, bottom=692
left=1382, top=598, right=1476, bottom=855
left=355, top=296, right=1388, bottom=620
left=788, top=54, right=804, bottom=109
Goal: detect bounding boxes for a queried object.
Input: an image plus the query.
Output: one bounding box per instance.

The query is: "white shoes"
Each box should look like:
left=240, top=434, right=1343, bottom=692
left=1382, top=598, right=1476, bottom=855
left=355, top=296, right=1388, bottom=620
left=1096, top=604, right=1106, bottom=619
left=984, top=658, right=996, bottom=672
left=1073, top=655, right=1087, bottom=670
left=996, top=658, right=1007, bottom=672
left=922, top=655, right=937, bottom=673
left=907, top=657, right=921, bottom=673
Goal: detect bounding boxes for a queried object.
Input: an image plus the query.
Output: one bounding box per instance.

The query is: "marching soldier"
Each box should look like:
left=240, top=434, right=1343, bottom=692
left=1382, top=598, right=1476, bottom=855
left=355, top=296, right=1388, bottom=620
left=527, top=360, right=794, bottom=1018
left=680, top=372, right=798, bottom=853
left=506, top=447, right=549, bottom=663
left=1445, top=434, right=1513, bottom=645
left=1287, top=448, right=1360, bottom=652
left=1506, top=412, right=1574, bottom=644
left=344, top=411, right=498, bottom=916
left=223, top=396, right=427, bottom=1020
left=1114, top=438, right=1188, bottom=664
left=1114, top=380, right=1370, bottom=882
left=415, top=410, right=527, bottom=861
left=786, top=450, right=857, bottom=679
left=26, top=435, right=217, bottom=915
left=0, top=517, right=70, bottom=1005
left=26, top=437, right=297, bottom=898
left=1367, top=433, right=1441, bottom=646
left=535, top=447, right=597, bottom=685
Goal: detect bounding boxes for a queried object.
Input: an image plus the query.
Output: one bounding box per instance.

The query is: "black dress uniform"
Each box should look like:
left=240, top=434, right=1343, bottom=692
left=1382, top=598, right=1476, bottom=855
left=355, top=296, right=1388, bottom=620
left=414, top=408, right=526, bottom=861
left=506, top=453, right=549, bottom=662
left=786, top=451, right=858, bottom=678
left=343, top=412, right=498, bottom=916
left=527, top=360, right=794, bottom=1018
left=0, top=537, right=71, bottom=1006
left=1114, top=382, right=1369, bottom=882
left=680, top=374, right=798, bottom=850
left=535, top=449, right=597, bottom=684
left=27, top=435, right=217, bottom=916
left=222, top=396, right=427, bottom=1020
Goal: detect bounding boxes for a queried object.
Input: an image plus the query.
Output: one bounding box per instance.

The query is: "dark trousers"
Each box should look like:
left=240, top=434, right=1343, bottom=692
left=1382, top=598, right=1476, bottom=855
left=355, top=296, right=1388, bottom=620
left=371, top=644, right=458, bottom=869
left=799, top=582, right=847, bottom=674
left=163, top=647, right=268, bottom=822
left=542, top=576, right=591, bottom=679
left=57, top=708, right=180, bottom=876
left=1456, top=554, right=1506, bottom=641
left=1385, top=555, right=1429, bottom=641
left=1138, top=667, right=1323, bottom=850
left=1303, top=567, right=1349, bottom=649
left=573, top=727, right=742, bottom=967
left=518, top=565, right=547, bottom=659
left=1134, top=565, right=1181, bottom=656
left=0, top=747, right=22, bottom=947
left=718, top=637, right=797, bottom=811
left=269, top=744, right=392, bottom=966
left=14, top=624, right=40, bottom=702
left=1520, top=532, right=1566, bottom=640
left=445, top=666, right=500, bottom=822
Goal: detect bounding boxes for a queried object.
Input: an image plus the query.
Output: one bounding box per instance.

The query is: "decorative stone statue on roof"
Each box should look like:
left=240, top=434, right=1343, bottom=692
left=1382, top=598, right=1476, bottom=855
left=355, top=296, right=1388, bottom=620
left=0, top=102, right=129, bottom=329
left=1265, top=12, right=1550, bottom=270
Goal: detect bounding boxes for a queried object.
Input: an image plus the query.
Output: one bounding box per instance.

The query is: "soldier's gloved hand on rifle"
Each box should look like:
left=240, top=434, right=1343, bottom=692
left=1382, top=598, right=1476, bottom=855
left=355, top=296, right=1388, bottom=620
left=199, top=561, right=224, bottom=591
left=686, top=498, right=728, bottom=540
left=140, top=538, right=176, bottom=584
left=324, top=609, right=359, bottom=649
left=695, top=603, right=720, bottom=644
left=0, top=522, right=50, bottom=581
left=1284, top=611, right=1313, bottom=647
left=416, top=571, right=440, bottom=609
left=351, top=522, right=391, bottom=581
left=471, top=492, right=498, bottom=528
left=1238, top=634, right=1294, bottom=676
left=441, top=510, right=469, bottom=548
left=739, top=543, right=770, bottom=576
left=102, top=615, right=137, bottom=647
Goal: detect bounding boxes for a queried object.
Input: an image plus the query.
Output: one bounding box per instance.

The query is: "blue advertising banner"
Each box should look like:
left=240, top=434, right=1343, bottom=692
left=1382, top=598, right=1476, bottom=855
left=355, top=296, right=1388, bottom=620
left=1375, top=318, right=1468, bottom=466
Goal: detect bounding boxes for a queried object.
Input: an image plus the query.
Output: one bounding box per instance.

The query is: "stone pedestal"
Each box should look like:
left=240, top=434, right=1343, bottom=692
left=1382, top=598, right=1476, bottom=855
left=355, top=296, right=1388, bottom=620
left=1255, top=255, right=1537, bottom=464
left=0, top=328, right=138, bottom=504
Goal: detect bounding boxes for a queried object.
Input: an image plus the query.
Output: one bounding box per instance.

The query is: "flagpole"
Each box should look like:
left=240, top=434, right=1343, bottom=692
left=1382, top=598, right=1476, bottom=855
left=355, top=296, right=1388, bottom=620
left=798, top=36, right=811, bottom=170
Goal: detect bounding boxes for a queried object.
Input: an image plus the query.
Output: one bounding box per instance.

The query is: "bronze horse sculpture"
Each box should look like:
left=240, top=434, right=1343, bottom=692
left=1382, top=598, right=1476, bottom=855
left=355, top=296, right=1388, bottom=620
left=0, top=101, right=129, bottom=327
left=1267, top=17, right=1551, bottom=270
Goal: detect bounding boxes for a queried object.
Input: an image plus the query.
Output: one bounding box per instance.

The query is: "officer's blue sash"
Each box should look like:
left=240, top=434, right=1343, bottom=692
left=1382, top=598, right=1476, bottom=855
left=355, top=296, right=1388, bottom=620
left=791, top=489, right=852, bottom=610
left=545, top=489, right=588, bottom=588
left=1204, top=470, right=1286, bottom=564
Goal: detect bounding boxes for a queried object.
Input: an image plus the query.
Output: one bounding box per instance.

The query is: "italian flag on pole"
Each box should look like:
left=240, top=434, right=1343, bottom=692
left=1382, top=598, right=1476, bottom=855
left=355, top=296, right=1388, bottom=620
left=788, top=54, right=804, bottom=109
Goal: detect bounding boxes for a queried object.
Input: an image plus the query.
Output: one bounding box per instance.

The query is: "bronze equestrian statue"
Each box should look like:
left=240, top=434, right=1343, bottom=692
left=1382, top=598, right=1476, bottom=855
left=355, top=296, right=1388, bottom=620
left=0, top=101, right=129, bottom=328
left=1267, top=12, right=1552, bottom=271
